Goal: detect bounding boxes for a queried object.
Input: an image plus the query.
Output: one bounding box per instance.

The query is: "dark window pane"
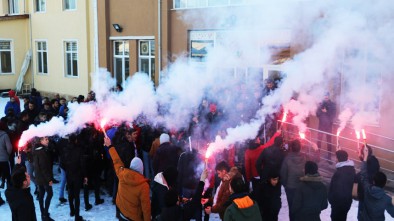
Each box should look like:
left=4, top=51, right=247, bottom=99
left=67, top=54, right=72, bottom=75
left=43, top=52, right=47, bottom=73
left=1, top=51, right=12, bottom=73
left=38, top=52, right=43, bottom=73
left=115, top=58, right=122, bottom=84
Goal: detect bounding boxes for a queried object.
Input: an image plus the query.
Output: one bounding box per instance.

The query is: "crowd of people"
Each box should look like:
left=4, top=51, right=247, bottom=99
left=0, top=82, right=393, bottom=221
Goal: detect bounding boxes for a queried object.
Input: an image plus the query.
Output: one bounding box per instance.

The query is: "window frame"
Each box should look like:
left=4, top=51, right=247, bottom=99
left=35, top=0, right=46, bottom=13
left=35, top=40, right=48, bottom=75
left=63, top=40, right=79, bottom=78
left=0, top=39, right=14, bottom=75
left=113, top=40, right=130, bottom=87
left=63, top=0, right=77, bottom=11
left=9, top=0, right=20, bottom=14
left=138, top=40, right=155, bottom=82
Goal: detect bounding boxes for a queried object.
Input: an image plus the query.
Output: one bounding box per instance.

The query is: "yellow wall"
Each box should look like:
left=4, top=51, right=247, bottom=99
left=0, top=18, right=30, bottom=90
left=30, top=0, right=93, bottom=97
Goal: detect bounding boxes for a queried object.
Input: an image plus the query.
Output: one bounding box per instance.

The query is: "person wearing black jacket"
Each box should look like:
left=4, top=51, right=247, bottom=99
left=33, top=136, right=54, bottom=221
left=61, top=134, right=88, bottom=221
left=255, top=136, right=285, bottom=182
left=5, top=161, right=37, bottom=221
left=316, top=93, right=336, bottom=161
left=260, top=171, right=282, bottom=221
left=328, top=150, right=355, bottom=221
left=158, top=167, right=208, bottom=221
left=79, top=127, right=104, bottom=206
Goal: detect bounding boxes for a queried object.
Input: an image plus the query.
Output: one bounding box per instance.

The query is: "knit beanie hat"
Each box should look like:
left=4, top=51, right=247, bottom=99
left=130, top=157, right=144, bottom=175
left=305, top=161, right=318, bottom=175
left=160, top=133, right=170, bottom=145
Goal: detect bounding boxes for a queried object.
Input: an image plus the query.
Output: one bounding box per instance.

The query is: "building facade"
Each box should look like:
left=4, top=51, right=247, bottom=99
left=0, top=0, right=95, bottom=97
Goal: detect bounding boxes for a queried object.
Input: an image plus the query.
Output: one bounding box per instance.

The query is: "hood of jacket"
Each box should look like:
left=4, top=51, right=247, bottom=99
left=336, top=159, right=354, bottom=168
left=120, top=167, right=149, bottom=187
left=368, top=186, right=387, bottom=200
left=0, top=130, right=6, bottom=137
left=287, top=152, right=305, bottom=165
left=153, top=172, right=169, bottom=189
left=300, top=174, right=324, bottom=189
left=231, top=196, right=258, bottom=217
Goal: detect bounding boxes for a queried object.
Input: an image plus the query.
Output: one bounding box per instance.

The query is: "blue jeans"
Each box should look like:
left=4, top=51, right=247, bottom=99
left=59, top=168, right=66, bottom=199
left=25, top=161, right=36, bottom=186
left=142, top=151, right=153, bottom=180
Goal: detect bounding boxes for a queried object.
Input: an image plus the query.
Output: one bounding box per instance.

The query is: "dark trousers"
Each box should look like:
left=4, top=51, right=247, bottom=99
left=250, top=178, right=264, bottom=220
left=38, top=184, right=53, bottom=216
left=331, top=206, right=350, bottom=221
left=317, top=127, right=332, bottom=160
left=0, top=161, right=11, bottom=187
left=285, top=187, right=296, bottom=221
left=68, top=180, right=82, bottom=217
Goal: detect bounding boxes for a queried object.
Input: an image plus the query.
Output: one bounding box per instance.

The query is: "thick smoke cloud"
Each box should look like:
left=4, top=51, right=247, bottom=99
left=20, top=0, right=394, bottom=156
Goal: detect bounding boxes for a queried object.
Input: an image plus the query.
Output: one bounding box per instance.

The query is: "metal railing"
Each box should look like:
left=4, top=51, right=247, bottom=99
left=275, top=121, right=394, bottom=185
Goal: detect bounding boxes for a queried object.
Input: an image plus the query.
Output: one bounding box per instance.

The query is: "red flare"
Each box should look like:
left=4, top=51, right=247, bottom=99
left=355, top=130, right=360, bottom=140
left=205, top=148, right=212, bottom=159
left=299, top=132, right=306, bottom=139
left=361, top=129, right=366, bottom=140
left=281, top=111, right=288, bottom=122
left=18, top=139, right=26, bottom=148
left=100, top=119, right=107, bottom=129
left=336, top=130, right=341, bottom=137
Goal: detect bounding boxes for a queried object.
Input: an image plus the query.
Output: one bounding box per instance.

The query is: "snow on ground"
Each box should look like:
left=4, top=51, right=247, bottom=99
left=0, top=165, right=365, bottom=221
left=0, top=97, right=392, bottom=220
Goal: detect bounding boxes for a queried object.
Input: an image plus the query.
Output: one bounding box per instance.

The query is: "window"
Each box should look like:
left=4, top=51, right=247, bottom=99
left=64, top=41, right=78, bottom=77
left=63, top=0, right=76, bottom=10
left=0, top=40, right=13, bottom=74
left=138, top=40, right=155, bottom=82
left=113, top=40, right=129, bottom=86
left=36, top=41, right=48, bottom=74
left=9, top=0, right=19, bottom=14
left=35, top=0, right=45, bottom=12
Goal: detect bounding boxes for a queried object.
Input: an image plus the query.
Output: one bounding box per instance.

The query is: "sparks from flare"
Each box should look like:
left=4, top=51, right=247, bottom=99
left=100, top=119, right=109, bottom=138
left=355, top=130, right=361, bottom=150
left=336, top=129, right=341, bottom=147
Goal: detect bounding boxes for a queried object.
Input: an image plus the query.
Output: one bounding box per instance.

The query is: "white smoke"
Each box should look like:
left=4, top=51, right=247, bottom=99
left=19, top=0, right=394, bottom=155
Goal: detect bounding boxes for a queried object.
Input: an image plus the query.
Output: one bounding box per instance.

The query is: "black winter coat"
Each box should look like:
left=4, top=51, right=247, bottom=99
left=152, top=142, right=181, bottom=175
left=316, top=100, right=336, bottom=131
left=62, top=140, right=87, bottom=183
left=260, top=180, right=281, bottom=221
left=292, top=174, right=328, bottom=221
left=177, top=150, right=203, bottom=192
left=256, top=145, right=285, bottom=181
left=5, top=186, right=37, bottom=221
left=33, top=145, right=53, bottom=186
left=328, top=160, right=355, bottom=210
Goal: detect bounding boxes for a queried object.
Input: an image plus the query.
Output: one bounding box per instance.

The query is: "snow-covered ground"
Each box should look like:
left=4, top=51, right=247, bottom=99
left=0, top=166, right=365, bottom=221
left=0, top=97, right=391, bottom=220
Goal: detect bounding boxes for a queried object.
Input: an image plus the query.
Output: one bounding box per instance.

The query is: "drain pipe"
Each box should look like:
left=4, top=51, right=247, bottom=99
left=157, top=0, right=162, bottom=85
left=93, top=0, right=99, bottom=73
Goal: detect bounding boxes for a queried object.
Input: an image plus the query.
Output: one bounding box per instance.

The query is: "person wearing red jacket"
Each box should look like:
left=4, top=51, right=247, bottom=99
left=244, top=130, right=281, bottom=183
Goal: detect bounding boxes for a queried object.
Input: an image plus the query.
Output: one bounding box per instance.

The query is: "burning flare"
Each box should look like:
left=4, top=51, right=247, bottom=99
left=100, top=118, right=109, bottom=138
left=361, top=129, right=367, bottom=140
left=355, top=130, right=361, bottom=140
left=100, top=118, right=107, bottom=129
left=281, top=111, right=288, bottom=122
left=18, top=139, right=26, bottom=148
left=299, top=132, right=306, bottom=139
